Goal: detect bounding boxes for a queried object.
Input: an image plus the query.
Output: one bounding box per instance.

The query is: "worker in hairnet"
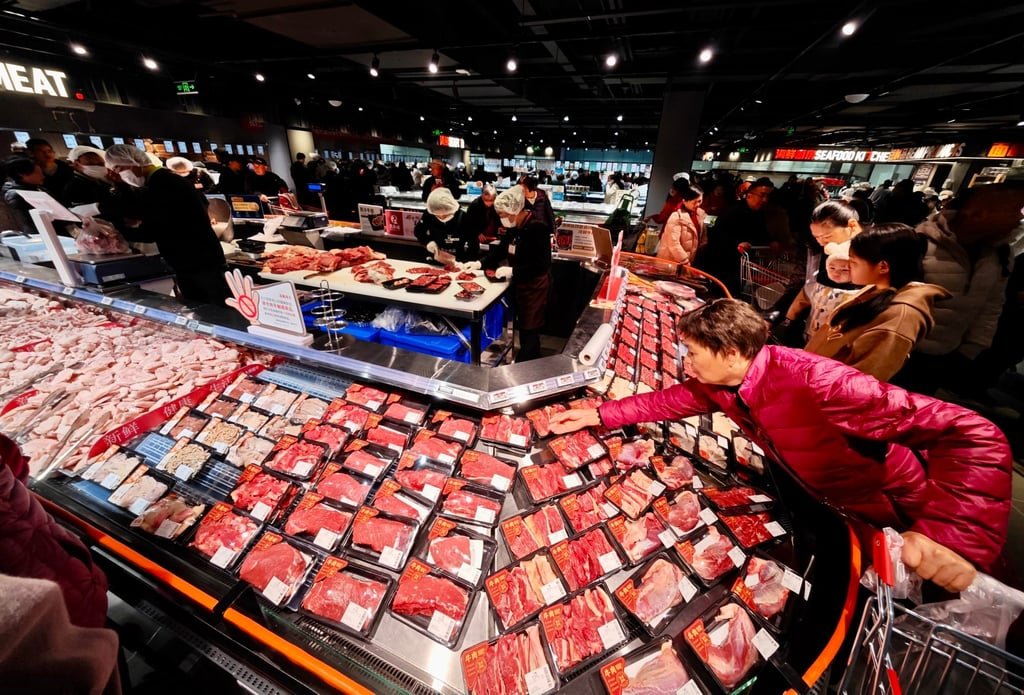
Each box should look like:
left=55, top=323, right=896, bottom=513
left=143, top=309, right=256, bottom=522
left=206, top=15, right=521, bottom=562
left=414, top=188, right=479, bottom=265
left=62, top=146, right=113, bottom=209
left=104, top=144, right=229, bottom=304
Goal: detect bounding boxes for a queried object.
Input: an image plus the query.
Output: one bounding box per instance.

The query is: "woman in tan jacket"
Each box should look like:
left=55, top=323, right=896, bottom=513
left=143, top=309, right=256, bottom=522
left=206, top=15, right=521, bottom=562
left=657, top=185, right=706, bottom=265
left=805, top=223, right=950, bottom=382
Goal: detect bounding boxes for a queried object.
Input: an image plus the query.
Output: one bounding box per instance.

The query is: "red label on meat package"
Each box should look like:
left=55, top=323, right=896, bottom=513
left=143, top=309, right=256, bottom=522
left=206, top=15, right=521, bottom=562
left=550, top=539, right=571, bottom=572
left=402, top=558, right=430, bottom=583
left=236, top=464, right=263, bottom=485
left=614, top=580, right=638, bottom=612
left=346, top=439, right=369, bottom=452
left=651, top=456, right=667, bottom=474
left=599, top=657, right=629, bottom=695
left=732, top=575, right=756, bottom=608
left=501, top=516, right=525, bottom=541
left=205, top=502, right=234, bottom=524
left=539, top=605, right=564, bottom=635
left=683, top=618, right=711, bottom=661
left=675, top=540, right=696, bottom=564
left=415, top=429, right=438, bottom=443
left=294, top=492, right=325, bottom=513
left=521, top=466, right=541, bottom=484
left=559, top=494, right=581, bottom=518
left=313, top=555, right=348, bottom=582
left=377, top=479, right=400, bottom=498
left=607, top=516, right=627, bottom=543
left=461, top=642, right=489, bottom=690
left=398, top=452, right=417, bottom=470
left=366, top=413, right=383, bottom=430
left=605, top=436, right=624, bottom=460
left=271, top=434, right=299, bottom=453
left=485, top=568, right=510, bottom=600
left=653, top=497, right=671, bottom=518
left=429, top=517, right=456, bottom=539
left=443, top=478, right=465, bottom=496
left=605, top=484, right=624, bottom=507
left=251, top=530, right=283, bottom=554
left=354, top=506, right=379, bottom=525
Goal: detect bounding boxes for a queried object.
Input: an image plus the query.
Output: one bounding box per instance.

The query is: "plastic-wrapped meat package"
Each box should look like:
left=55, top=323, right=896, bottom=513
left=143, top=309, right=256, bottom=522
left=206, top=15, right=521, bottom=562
left=252, top=385, right=300, bottom=416
left=195, top=418, right=244, bottom=454
left=161, top=408, right=209, bottom=441
left=288, top=395, right=329, bottom=423
left=283, top=493, right=353, bottom=550
left=697, top=433, right=729, bottom=469
left=676, top=525, right=745, bottom=585
left=520, top=461, right=585, bottom=503
left=501, top=505, right=567, bottom=560
left=440, top=482, right=502, bottom=526
left=526, top=403, right=568, bottom=439
left=258, top=414, right=295, bottom=440
left=702, top=485, right=774, bottom=513
left=559, top=481, right=618, bottom=533
left=108, top=465, right=169, bottom=514
left=372, top=480, right=432, bottom=523
left=651, top=455, right=695, bottom=491
left=433, top=413, right=479, bottom=444
left=486, top=552, right=564, bottom=630
left=300, top=556, right=391, bottom=636
left=130, top=492, right=204, bottom=539
left=720, top=512, right=786, bottom=548
left=395, top=467, right=448, bottom=500
left=344, top=383, right=389, bottom=412
left=391, top=559, right=471, bottom=646
left=550, top=527, right=622, bottom=592
left=315, top=464, right=372, bottom=506
left=323, top=400, right=372, bottom=433
left=461, top=624, right=556, bottom=695
left=608, top=512, right=667, bottom=565
left=189, top=503, right=261, bottom=569
left=410, top=432, right=462, bottom=465
left=231, top=405, right=269, bottom=433
left=156, top=439, right=210, bottom=481
left=605, top=641, right=694, bottom=695
left=668, top=421, right=698, bottom=455
left=732, top=435, right=766, bottom=474
left=238, top=533, right=312, bottom=605
left=347, top=507, right=417, bottom=570
left=613, top=557, right=692, bottom=631
left=80, top=447, right=141, bottom=490
left=229, top=465, right=294, bottom=522
left=222, top=374, right=267, bottom=403
left=684, top=601, right=761, bottom=690
left=340, top=448, right=391, bottom=480
left=655, top=490, right=705, bottom=538
left=614, top=438, right=656, bottom=472
left=299, top=422, right=348, bottom=455
left=548, top=429, right=605, bottom=469
left=734, top=557, right=792, bottom=620
left=422, top=517, right=494, bottom=586
left=383, top=400, right=428, bottom=427
left=539, top=587, right=626, bottom=675
left=605, top=470, right=665, bottom=519
left=459, top=450, right=515, bottom=492
left=480, top=414, right=533, bottom=449
left=588, top=457, right=614, bottom=479
left=196, top=394, right=239, bottom=419
left=365, top=423, right=410, bottom=454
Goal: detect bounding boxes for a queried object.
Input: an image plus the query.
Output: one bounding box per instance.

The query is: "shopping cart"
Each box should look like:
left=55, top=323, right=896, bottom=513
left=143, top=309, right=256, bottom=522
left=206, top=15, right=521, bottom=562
left=738, top=243, right=804, bottom=312
left=839, top=532, right=1024, bottom=695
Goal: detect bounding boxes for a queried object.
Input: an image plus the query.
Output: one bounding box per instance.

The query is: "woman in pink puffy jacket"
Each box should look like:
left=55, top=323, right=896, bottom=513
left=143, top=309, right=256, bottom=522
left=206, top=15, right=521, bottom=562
left=551, top=299, right=1012, bottom=592
left=656, top=185, right=707, bottom=265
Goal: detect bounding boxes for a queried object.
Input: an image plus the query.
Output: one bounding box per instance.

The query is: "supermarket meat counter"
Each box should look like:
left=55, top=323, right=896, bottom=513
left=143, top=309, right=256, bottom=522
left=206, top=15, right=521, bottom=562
left=0, top=264, right=862, bottom=695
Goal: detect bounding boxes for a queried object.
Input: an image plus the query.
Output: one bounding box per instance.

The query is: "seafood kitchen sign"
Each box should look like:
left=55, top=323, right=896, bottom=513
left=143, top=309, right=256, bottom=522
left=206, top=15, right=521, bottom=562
left=0, top=61, right=70, bottom=97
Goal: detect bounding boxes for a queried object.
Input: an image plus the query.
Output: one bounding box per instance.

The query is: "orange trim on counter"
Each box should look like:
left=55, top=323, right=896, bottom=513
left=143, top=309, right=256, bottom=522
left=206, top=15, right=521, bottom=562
left=224, top=608, right=373, bottom=695
left=785, top=523, right=864, bottom=695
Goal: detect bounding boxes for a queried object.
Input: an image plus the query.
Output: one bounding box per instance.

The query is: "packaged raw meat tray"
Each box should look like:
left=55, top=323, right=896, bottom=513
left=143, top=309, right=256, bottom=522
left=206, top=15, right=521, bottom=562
left=222, top=374, right=268, bottom=403
left=155, top=438, right=212, bottom=482
left=674, top=524, right=747, bottom=587
left=237, top=531, right=314, bottom=607
left=550, top=525, right=623, bottom=592
left=614, top=437, right=656, bottom=472
left=229, top=403, right=270, bottom=433
left=654, top=490, right=715, bottom=540
left=371, top=479, right=434, bottom=523
left=423, top=518, right=497, bottom=582
left=195, top=393, right=240, bottom=419
left=364, top=420, right=413, bottom=455
left=683, top=599, right=763, bottom=692
left=229, top=464, right=297, bottom=523
left=282, top=492, right=355, bottom=552
left=287, top=394, right=329, bottom=423
left=80, top=446, right=141, bottom=490
left=107, top=466, right=170, bottom=516
left=731, top=434, right=766, bottom=474
left=322, top=399, right=372, bottom=434
left=651, top=454, right=697, bottom=491
left=501, top=505, right=569, bottom=560
left=539, top=586, right=629, bottom=677
left=225, top=432, right=275, bottom=469
left=257, top=414, right=299, bottom=441
left=187, top=502, right=262, bottom=571
left=343, top=383, right=391, bottom=413
left=461, top=623, right=558, bottom=695
left=344, top=506, right=420, bottom=571
left=607, top=512, right=671, bottom=567
left=439, top=479, right=504, bottom=528
left=160, top=407, right=210, bottom=441
left=338, top=443, right=393, bottom=481
left=719, top=512, right=788, bottom=549
left=696, top=431, right=731, bottom=471
left=731, top=556, right=799, bottom=629
left=604, top=469, right=665, bottom=519
left=298, top=555, right=394, bottom=640
left=485, top=550, right=567, bottom=631
left=458, top=450, right=516, bottom=492
left=394, top=456, right=450, bottom=502
left=525, top=403, right=568, bottom=440
left=558, top=481, right=620, bottom=534
left=263, top=435, right=327, bottom=481
left=409, top=430, right=464, bottom=466
left=194, top=418, right=244, bottom=455
left=668, top=420, right=699, bottom=457
left=314, top=463, right=373, bottom=507
left=298, top=421, right=348, bottom=456
left=389, top=558, right=474, bottom=648
left=382, top=399, right=429, bottom=427
left=599, top=639, right=704, bottom=695
left=130, top=492, right=205, bottom=540
left=430, top=409, right=479, bottom=446
left=252, top=384, right=301, bottom=416
left=701, top=485, right=775, bottom=514
left=518, top=460, right=587, bottom=505
left=612, top=552, right=699, bottom=635
left=479, top=413, right=533, bottom=451
left=547, top=429, right=606, bottom=470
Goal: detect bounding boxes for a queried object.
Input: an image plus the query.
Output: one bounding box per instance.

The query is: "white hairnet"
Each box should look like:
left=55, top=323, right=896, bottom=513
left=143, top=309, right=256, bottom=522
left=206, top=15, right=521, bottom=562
left=493, top=185, right=525, bottom=216
left=68, top=145, right=105, bottom=163
left=166, top=156, right=193, bottom=173
left=104, top=144, right=150, bottom=167
left=672, top=171, right=690, bottom=181
left=426, top=188, right=460, bottom=216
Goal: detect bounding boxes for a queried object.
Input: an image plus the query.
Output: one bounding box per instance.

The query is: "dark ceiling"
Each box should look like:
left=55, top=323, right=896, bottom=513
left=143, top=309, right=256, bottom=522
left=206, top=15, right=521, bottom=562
left=3, top=0, right=1024, bottom=155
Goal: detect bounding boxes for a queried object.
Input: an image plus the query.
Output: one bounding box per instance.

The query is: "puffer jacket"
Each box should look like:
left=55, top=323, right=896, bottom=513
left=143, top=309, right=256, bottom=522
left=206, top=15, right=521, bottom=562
left=657, top=208, right=706, bottom=264
left=599, top=345, right=1011, bottom=570
left=0, top=435, right=108, bottom=628
left=915, top=212, right=1009, bottom=357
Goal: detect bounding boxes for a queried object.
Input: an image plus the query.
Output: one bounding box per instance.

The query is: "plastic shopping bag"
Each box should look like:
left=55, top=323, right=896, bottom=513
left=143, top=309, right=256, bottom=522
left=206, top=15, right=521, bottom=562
left=75, top=215, right=131, bottom=256
left=911, top=573, right=1024, bottom=649
left=861, top=527, right=923, bottom=603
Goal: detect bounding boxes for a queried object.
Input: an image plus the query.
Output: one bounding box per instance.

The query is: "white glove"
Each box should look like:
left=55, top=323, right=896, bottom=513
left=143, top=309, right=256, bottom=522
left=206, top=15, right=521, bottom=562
left=462, top=261, right=482, bottom=271
left=495, top=266, right=513, bottom=280
left=426, top=241, right=439, bottom=255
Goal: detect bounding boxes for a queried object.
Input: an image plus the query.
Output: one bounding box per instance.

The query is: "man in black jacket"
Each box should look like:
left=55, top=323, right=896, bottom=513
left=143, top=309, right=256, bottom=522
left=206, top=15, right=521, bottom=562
left=421, top=159, right=462, bottom=201
left=104, top=144, right=228, bottom=304
left=696, top=177, right=774, bottom=296
left=25, top=138, right=74, bottom=203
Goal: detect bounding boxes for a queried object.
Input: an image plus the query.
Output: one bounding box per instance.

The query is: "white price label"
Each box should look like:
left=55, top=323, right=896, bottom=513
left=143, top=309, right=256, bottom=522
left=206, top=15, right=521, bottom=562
left=803, top=580, right=813, bottom=600
left=510, top=433, right=528, bottom=447
left=178, top=429, right=195, bottom=440
left=717, top=435, right=729, bottom=448
left=13, top=275, right=26, bottom=283
left=490, top=474, right=511, bottom=492
left=678, top=576, right=698, bottom=602
left=128, top=498, right=151, bottom=515
left=691, top=476, right=703, bottom=489
left=250, top=502, right=272, bottom=521
left=453, top=430, right=470, bottom=442
left=270, top=403, right=287, bottom=415
left=528, top=381, right=547, bottom=395
left=469, top=539, right=484, bottom=568
left=387, top=443, right=403, bottom=454
left=363, top=463, right=382, bottom=478
left=586, top=443, right=605, bottom=459
left=100, top=296, right=114, bottom=306
left=344, top=420, right=360, bottom=432
left=699, top=508, right=718, bottom=525
left=213, top=442, right=228, bottom=455
left=601, top=502, right=619, bottom=518
left=709, top=622, right=730, bottom=647
left=293, top=460, right=314, bottom=477
left=474, top=507, right=496, bottom=524
left=728, top=547, right=746, bottom=567
left=524, top=666, right=555, bottom=695
left=752, top=628, right=780, bottom=659
left=341, top=602, right=370, bottom=631
left=210, top=545, right=235, bottom=568
left=557, top=374, right=575, bottom=387
left=314, top=528, right=340, bottom=549
left=366, top=400, right=381, bottom=411
left=752, top=443, right=765, bottom=456
left=379, top=545, right=403, bottom=569
left=133, top=304, right=147, bottom=315
left=659, top=529, right=676, bottom=548
left=403, top=412, right=420, bottom=424
left=598, top=620, right=626, bottom=650
left=548, top=529, right=568, bottom=544
left=679, top=681, right=703, bottom=695
left=748, top=494, right=772, bottom=504
left=598, top=551, right=620, bottom=574
left=562, top=473, right=582, bottom=489
left=240, top=393, right=255, bottom=404
left=262, top=576, right=290, bottom=605
left=583, top=368, right=601, bottom=380
left=782, top=569, right=804, bottom=594
left=61, top=286, right=75, bottom=296
left=541, top=580, right=566, bottom=605
left=457, top=564, right=481, bottom=584
left=745, top=572, right=760, bottom=588
left=764, top=521, right=786, bottom=537
left=421, top=484, right=441, bottom=501
left=439, top=452, right=455, bottom=465
left=101, top=473, right=121, bottom=489
left=155, top=519, right=179, bottom=539
left=427, top=610, right=457, bottom=641
left=174, top=315, right=189, bottom=326
left=649, top=480, right=666, bottom=496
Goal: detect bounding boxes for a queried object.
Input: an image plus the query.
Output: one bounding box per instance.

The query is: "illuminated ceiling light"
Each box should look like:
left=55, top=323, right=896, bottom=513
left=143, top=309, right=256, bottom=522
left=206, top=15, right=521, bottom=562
left=841, top=21, right=858, bottom=36
left=142, top=56, right=158, bottom=71
left=358, top=106, right=363, bottom=112
left=604, top=53, right=618, bottom=68
left=369, top=55, right=380, bottom=77
left=70, top=43, right=88, bottom=56
left=493, top=130, right=498, bottom=134
left=844, top=93, right=869, bottom=103
left=572, top=131, right=576, bottom=135
left=255, top=73, right=266, bottom=82
left=467, top=115, right=473, bottom=121
left=455, top=68, right=471, bottom=76
left=511, top=114, right=517, bottom=122
left=616, top=114, right=623, bottom=122
left=506, top=52, right=518, bottom=72
left=428, top=51, right=439, bottom=74
left=563, top=115, right=569, bottom=122
left=946, top=117, right=956, bottom=123
left=698, top=47, right=714, bottom=63
left=328, top=99, right=342, bottom=107
left=754, top=98, right=763, bottom=104
left=614, top=131, right=619, bottom=136
left=307, top=72, right=316, bottom=80
left=419, top=115, right=425, bottom=121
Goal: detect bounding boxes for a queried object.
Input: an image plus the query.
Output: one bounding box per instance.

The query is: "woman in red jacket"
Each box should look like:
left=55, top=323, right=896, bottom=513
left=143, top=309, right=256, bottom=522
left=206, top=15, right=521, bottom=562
left=550, top=299, right=1011, bottom=592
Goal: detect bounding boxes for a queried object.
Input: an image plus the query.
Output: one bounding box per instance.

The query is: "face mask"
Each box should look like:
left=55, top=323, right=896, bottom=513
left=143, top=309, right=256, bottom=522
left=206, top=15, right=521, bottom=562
left=436, top=214, right=454, bottom=224
left=119, top=170, right=146, bottom=187
left=81, top=165, right=108, bottom=180
left=501, top=216, right=516, bottom=228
